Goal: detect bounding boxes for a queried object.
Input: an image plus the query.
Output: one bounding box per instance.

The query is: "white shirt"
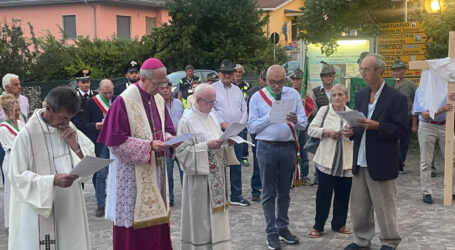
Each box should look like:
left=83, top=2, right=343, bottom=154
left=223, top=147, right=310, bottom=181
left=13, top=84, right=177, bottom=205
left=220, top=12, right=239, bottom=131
left=212, top=81, right=247, bottom=124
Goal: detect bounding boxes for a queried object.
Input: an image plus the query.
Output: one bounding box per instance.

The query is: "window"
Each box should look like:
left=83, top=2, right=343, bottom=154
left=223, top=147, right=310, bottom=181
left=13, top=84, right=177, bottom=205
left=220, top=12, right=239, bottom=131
left=145, top=16, right=156, bottom=35
left=63, top=15, right=76, bottom=38
left=117, top=15, right=131, bottom=39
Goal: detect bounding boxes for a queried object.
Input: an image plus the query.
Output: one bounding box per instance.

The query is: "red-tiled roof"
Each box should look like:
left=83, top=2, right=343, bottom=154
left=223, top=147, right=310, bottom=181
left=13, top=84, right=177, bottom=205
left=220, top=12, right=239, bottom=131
left=257, top=0, right=291, bottom=9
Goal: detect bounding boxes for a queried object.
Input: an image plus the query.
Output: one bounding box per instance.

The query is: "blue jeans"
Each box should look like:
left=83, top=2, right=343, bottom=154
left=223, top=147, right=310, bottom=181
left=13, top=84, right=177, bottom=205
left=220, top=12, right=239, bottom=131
left=231, top=140, right=244, bottom=201
left=166, top=157, right=183, bottom=203
left=93, top=145, right=109, bottom=208
left=257, top=141, right=296, bottom=236
left=251, top=134, right=262, bottom=195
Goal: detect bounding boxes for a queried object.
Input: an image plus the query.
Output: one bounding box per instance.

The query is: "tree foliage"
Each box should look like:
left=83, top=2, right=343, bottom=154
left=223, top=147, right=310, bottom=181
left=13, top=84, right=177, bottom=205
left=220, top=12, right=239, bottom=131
left=148, top=0, right=287, bottom=72
left=412, top=1, right=455, bottom=59
left=298, top=0, right=404, bottom=55
left=1, top=0, right=287, bottom=82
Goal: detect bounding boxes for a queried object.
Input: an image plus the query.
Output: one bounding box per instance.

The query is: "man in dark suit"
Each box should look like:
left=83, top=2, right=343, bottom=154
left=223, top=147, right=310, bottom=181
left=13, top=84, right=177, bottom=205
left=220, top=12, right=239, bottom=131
left=343, top=54, right=408, bottom=250
left=84, top=79, right=115, bottom=217
left=72, top=69, right=98, bottom=131
left=114, top=60, right=141, bottom=95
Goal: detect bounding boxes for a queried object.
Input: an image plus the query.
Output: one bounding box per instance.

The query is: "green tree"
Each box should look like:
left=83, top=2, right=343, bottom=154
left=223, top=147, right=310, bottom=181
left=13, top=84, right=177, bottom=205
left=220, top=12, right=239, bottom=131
left=0, top=19, right=39, bottom=81
left=147, top=0, right=287, bottom=72
left=412, top=1, right=455, bottom=59
left=298, top=0, right=404, bottom=55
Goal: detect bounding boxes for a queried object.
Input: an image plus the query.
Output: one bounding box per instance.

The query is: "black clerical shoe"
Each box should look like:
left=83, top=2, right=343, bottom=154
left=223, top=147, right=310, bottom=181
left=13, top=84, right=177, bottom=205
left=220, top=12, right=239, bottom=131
left=423, top=194, right=433, bottom=204
left=96, top=207, right=105, bottom=217
left=380, top=245, right=395, bottom=250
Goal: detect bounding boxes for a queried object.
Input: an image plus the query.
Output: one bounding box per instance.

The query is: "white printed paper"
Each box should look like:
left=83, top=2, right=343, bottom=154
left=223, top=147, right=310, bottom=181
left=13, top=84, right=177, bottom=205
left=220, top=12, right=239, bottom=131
left=164, top=133, right=199, bottom=145
left=220, top=122, right=247, bottom=140
left=270, top=99, right=294, bottom=123
left=229, top=135, right=255, bottom=147
left=70, top=156, right=114, bottom=177
left=335, top=110, right=367, bottom=127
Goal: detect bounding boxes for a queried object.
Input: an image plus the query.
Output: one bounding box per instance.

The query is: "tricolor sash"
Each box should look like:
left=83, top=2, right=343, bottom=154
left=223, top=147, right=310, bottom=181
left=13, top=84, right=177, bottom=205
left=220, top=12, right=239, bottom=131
left=93, top=94, right=110, bottom=115
left=121, top=84, right=170, bottom=229
left=0, top=120, right=20, bottom=136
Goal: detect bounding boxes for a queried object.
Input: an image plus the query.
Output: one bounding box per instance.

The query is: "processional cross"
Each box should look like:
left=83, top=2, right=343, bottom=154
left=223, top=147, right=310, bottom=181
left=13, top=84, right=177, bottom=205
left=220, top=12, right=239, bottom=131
left=409, top=31, right=455, bottom=206
left=39, top=234, right=56, bottom=250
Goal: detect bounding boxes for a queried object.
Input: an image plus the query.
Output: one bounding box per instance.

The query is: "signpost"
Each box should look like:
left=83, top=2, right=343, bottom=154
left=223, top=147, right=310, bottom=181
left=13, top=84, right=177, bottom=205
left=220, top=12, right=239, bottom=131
left=409, top=31, right=455, bottom=206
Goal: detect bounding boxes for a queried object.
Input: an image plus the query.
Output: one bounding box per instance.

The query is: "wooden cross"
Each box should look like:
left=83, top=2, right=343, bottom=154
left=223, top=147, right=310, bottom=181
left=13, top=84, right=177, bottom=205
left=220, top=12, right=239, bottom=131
left=39, top=234, right=56, bottom=250
left=409, top=31, right=455, bottom=206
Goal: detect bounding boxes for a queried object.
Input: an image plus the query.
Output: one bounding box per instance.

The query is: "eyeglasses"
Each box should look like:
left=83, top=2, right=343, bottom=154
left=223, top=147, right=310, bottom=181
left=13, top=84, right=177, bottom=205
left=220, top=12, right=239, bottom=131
left=268, top=79, right=286, bottom=86
left=359, top=67, right=373, bottom=74
left=199, top=97, right=216, bottom=106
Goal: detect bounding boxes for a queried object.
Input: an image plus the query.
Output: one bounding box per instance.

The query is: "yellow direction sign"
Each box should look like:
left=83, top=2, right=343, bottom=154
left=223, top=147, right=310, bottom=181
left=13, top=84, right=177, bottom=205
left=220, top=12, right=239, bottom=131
left=378, top=32, right=430, bottom=45
left=381, top=22, right=426, bottom=34
left=378, top=43, right=427, bottom=55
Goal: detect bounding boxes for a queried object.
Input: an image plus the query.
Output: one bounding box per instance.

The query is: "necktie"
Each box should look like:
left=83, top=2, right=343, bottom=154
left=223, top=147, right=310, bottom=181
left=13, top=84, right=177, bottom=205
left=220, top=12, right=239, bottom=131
left=275, top=93, right=281, bottom=100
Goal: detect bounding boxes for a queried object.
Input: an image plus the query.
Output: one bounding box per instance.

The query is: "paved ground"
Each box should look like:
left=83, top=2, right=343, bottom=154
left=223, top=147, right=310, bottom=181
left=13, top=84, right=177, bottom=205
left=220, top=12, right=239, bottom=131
left=1, top=142, right=455, bottom=250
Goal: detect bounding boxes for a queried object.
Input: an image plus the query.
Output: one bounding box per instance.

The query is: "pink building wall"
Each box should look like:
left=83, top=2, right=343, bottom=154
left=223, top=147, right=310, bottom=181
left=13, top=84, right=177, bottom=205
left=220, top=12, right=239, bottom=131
left=0, top=3, right=170, bottom=40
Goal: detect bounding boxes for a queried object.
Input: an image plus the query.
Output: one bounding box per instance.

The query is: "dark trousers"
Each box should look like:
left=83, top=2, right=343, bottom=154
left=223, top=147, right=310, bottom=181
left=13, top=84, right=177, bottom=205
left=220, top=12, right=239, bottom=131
left=241, top=128, right=249, bottom=159
left=314, top=169, right=352, bottom=232
left=0, top=147, right=4, bottom=184
left=298, top=129, right=310, bottom=178
left=257, top=141, right=296, bottom=236
left=250, top=134, right=262, bottom=195
left=166, top=157, right=183, bottom=203
left=231, top=140, right=244, bottom=200
left=93, top=144, right=109, bottom=208
left=399, top=117, right=413, bottom=170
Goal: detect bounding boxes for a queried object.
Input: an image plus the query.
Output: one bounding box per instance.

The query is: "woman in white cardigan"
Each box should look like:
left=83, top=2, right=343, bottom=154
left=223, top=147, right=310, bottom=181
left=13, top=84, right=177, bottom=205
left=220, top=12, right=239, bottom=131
left=307, top=84, right=354, bottom=238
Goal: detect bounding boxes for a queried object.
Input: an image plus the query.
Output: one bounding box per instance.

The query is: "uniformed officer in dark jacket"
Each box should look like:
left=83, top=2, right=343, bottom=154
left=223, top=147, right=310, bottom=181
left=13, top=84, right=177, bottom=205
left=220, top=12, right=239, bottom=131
left=177, top=65, right=200, bottom=108
left=233, top=64, right=250, bottom=99
left=71, top=69, right=98, bottom=131
left=114, top=60, right=141, bottom=95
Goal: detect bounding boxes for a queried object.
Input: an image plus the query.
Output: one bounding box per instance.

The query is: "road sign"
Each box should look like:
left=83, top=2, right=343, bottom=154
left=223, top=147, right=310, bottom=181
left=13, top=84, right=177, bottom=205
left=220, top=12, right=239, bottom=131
left=270, top=32, right=280, bottom=44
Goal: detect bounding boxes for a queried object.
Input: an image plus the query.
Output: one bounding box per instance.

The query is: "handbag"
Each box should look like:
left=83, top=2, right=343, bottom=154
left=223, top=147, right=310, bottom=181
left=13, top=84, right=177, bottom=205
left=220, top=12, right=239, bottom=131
left=303, top=105, right=329, bottom=154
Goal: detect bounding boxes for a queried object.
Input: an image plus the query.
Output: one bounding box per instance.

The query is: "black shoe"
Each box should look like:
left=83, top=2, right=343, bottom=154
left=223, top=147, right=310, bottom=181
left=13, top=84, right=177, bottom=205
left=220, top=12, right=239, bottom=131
left=252, top=193, right=261, bottom=202
left=267, top=233, right=282, bottom=249
left=380, top=246, right=395, bottom=250
left=278, top=228, right=299, bottom=244
left=423, top=194, right=433, bottom=204
left=453, top=194, right=455, bottom=200
left=95, top=207, right=105, bottom=217
left=170, top=200, right=174, bottom=207
left=230, top=198, right=250, bottom=206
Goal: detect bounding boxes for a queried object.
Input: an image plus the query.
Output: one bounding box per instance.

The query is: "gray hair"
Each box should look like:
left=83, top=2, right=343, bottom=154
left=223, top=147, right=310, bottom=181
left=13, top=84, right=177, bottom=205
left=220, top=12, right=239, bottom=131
left=139, top=66, right=167, bottom=80
left=331, top=83, right=348, bottom=97
left=266, top=65, right=286, bottom=79
left=234, top=64, right=245, bottom=73
left=365, top=53, right=386, bottom=71
left=194, top=83, right=214, bottom=99
left=99, top=79, right=113, bottom=88
left=46, top=86, right=81, bottom=115
left=2, top=73, right=19, bottom=89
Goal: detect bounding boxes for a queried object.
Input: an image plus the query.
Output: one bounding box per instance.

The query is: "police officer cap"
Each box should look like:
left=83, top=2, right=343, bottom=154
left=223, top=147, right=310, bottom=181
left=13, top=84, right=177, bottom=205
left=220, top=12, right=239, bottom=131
left=320, top=61, right=335, bottom=76
left=124, top=61, right=141, bottom=73
left=74, top=69, right=91, bottom=81
left=391, top=59, right=407, bottom=69
left=207, top=72, right=219, bottom=81
left=290, top=68, right=303, bottom=79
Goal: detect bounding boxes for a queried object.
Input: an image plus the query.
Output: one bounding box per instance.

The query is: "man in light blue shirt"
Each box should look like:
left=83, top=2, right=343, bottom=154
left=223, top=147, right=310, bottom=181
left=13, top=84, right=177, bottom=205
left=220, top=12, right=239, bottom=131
left=159, top=81, right=184, bottom=207
left=248, top=65, right=307, bottom=250
left=413, top=87, right=455, bottom=204
left=212, top=59, right=249, bottom=206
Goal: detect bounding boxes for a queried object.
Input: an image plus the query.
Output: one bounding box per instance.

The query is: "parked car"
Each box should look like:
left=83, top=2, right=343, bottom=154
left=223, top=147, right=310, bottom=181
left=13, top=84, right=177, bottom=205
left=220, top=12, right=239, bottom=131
left=167, top=69, right=217, bottom=97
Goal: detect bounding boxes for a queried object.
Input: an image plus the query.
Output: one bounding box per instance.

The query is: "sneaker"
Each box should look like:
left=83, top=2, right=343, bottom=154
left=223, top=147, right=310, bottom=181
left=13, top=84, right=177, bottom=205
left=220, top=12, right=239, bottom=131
left=95, top=207, right=105, bottom=217
left=252, top=193, right=261, bottom=202
left=267, top=233, right=282, bottom=250
left=399, top=170, right=406, bottom=174
left=242, top=157, right=250, bottom=166
left=278, top=228, right=299, bottom=244
left=301, top=177, right=312, bottom=186
left=423, top=194, right=433, bottom=204
left=230, top=198, right=250, bottom=206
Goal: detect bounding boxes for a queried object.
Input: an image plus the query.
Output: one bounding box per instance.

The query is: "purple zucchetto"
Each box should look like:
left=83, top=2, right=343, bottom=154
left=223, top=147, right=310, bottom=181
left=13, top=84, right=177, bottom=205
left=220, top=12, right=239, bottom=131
left=141, top=57, right=164, bottom=70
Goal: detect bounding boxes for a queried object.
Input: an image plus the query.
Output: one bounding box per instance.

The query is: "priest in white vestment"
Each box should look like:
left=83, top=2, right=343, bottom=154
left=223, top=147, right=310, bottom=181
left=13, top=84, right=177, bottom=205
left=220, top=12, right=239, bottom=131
left=176, top=83, right=239, bottom=250
left=8, top=86, right=94, bottom=250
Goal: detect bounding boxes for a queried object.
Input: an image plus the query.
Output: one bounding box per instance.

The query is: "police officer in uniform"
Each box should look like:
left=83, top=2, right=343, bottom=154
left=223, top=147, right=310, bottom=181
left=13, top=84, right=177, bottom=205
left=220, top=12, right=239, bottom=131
left=71, top=69, right=98, bottom=132
left=177, top=65, right=200, bottom=108
left=114, top=60, right=141, bottom=95
left=233, top=64, right=251, bottom=166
